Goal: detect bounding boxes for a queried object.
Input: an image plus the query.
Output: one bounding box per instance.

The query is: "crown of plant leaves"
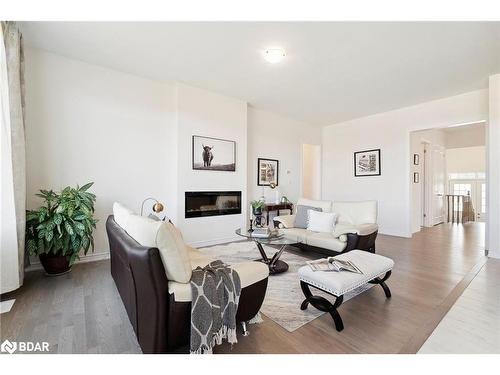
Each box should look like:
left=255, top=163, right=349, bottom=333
left=25, top=182, right=98, bottom=266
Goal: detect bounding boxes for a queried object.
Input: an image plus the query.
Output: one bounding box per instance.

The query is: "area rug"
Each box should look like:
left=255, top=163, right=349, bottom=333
left=198, top=242, right=372, bottom=332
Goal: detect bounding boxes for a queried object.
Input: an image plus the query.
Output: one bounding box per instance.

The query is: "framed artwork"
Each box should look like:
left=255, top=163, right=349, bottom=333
left=354, top=149, right=381, bottom=177
left=257, top=158, right=279, bottom=186
left=413, top=154, right=419, bottom=165
left=413, top=172, right=419, bottom=183
left=192, top=135, right=236, bottom=171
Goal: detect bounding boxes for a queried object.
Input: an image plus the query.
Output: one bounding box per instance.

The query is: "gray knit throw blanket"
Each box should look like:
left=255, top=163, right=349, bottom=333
left=190, top=260, right=241, bottom=354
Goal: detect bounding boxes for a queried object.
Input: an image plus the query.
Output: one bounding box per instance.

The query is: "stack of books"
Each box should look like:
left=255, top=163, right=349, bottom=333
left=251, top=227, right=277, bottom=238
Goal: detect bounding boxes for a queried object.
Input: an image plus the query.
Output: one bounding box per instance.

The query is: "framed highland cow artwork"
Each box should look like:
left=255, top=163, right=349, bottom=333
left=354, top=149, right=381, bottom=177
left=192, top=135, right=236, bottom=171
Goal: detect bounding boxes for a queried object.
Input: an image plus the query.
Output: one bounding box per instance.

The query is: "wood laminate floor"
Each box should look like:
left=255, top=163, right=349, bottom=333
left=418, top=257, right=500, bottom=354
left=0, top=259, right=142, bottom=354
left=0, top=222, right=487, bottom=354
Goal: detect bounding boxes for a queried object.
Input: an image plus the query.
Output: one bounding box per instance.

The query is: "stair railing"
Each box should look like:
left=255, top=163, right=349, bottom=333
left=446, top=193, right=475, bottom=223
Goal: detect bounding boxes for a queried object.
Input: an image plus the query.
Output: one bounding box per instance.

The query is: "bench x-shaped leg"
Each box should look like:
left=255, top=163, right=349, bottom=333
left=300, top=270, right=392, bottom=332
left=300, top=281, right=345, bottom=331
left=368, top=271, right=392, bottom=298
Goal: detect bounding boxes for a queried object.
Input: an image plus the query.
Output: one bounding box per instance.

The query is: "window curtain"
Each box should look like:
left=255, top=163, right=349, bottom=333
left=1, top=21, right=26, bottom=293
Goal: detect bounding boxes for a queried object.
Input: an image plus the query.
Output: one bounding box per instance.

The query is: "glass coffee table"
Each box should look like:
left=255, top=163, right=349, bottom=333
left=235, top=228, right=297, bottom=275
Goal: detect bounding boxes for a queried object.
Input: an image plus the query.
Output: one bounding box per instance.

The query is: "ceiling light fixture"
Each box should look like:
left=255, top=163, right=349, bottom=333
left=263, top=48, right=286, bottom=64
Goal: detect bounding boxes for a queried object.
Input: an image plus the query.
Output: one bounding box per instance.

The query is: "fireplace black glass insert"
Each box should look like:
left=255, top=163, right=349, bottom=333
left=185, top=191, right=242, bottom=218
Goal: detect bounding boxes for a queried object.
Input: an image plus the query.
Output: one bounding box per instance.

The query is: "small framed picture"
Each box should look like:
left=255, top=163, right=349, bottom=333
left=413, top=172, right=419, bottom=183
left=258, top=158, right=279, bottom=186
left=354, top=149, right=381, bottom=177
left=413, top=154, right=419, bottom=165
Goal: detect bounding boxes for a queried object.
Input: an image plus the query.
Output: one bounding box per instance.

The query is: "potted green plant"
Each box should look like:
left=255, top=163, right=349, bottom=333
left=25, top=182, right=98, bottom=275
left=250, top=199, right=265, bottom=216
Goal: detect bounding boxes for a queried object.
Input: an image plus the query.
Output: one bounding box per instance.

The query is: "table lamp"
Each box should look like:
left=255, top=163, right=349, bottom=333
left=140, top=197, right=165, bottom=216
left=269, top=182, right=280, bottom=204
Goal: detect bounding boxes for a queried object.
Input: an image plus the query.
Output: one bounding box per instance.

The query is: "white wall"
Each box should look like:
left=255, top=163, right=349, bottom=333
left=175, top=83, right=248, bottom=247
left=247, top=107, right=321, bottom=206
left=24, top=49, right=320, bottom=257
left=24, top=48, right=178, bottom=259
left=446, top=146, right=486, bottom=174
left=322, top=89, right=488, bottom=237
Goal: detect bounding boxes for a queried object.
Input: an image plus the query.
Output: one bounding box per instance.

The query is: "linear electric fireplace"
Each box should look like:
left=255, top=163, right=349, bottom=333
left=185, top=191, right=242, bottom=218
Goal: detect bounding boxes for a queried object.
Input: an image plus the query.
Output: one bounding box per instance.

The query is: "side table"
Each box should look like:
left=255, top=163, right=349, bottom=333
left=264, top=203, right=293, bottom=225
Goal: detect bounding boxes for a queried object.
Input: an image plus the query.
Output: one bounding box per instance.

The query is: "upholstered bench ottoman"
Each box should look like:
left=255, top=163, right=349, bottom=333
left=298, top=250, right=394, bottom=331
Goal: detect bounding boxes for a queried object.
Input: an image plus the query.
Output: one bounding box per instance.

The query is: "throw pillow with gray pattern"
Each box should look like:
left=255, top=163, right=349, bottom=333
left=294, top=205, right=322, bottom=229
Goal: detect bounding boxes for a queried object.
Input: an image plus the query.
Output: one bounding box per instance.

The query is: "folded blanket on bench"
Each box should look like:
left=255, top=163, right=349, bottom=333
left=190, top=260, right=241, bottom=354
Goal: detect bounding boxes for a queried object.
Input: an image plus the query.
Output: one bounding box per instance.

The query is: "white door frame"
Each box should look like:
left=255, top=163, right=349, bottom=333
left=422, top=141, right=433, bottom=227
left=478, top=180, right=487, bottom=222
left=421, top=141, right=446, bottom=227
left=432, top=144, right=446, bottom=225
left=420, top=142, right=426, bottom=227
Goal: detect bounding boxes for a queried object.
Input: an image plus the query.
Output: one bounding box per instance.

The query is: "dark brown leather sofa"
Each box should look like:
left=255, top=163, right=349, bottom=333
left=106, top=215, right=268, bottom=353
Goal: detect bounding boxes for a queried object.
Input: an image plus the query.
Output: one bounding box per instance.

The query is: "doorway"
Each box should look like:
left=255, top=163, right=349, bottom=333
left=410, top=122, right=488, bottom=233
left=301, top=144, right=322, bottom=200
left=410, top=122, right=487, bottom=257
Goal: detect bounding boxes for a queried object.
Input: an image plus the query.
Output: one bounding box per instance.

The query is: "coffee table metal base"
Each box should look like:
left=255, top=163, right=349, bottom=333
left=254, top=241, right=289, bottom=275
left=255, top=258, right=289, bottom=274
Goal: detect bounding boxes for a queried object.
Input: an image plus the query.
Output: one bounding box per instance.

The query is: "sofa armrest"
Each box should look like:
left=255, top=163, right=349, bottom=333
left=333, top=223, right=378, bottom=238
left=106, top=216, right=169, bottom=353
left=273, top=214, right=296, bottom=229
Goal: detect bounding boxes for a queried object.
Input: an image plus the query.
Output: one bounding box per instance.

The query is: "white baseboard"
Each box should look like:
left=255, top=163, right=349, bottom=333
left=188, top=236, right=243, bottom=248
left=25, top=235, right=243, bottom=272
left=487, top=250, right=500, bottom=259
left=26, top=251, right=110, bottom=272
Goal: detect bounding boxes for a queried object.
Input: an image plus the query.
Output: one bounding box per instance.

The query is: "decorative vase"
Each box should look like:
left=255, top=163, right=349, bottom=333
left=252, top=206, right=263, bottom=216
left=39, top=253, right=72, bottom=276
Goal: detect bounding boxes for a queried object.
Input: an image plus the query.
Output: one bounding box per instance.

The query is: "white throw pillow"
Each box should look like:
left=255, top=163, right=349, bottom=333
left=113, top=202, right=135, bottom=229
left=125, top=214, right=163, bottom=246
left=124, top=214, right=192, bottom=283
left=307, top=210, right=337, bottom=233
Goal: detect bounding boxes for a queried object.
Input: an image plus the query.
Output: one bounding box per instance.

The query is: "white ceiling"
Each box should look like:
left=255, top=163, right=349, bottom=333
left=19, top=22, right=500, bottom=126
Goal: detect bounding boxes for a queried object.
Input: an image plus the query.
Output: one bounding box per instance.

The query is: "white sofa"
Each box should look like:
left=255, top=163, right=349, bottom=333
left=273, top=199, right=378, bottom=255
